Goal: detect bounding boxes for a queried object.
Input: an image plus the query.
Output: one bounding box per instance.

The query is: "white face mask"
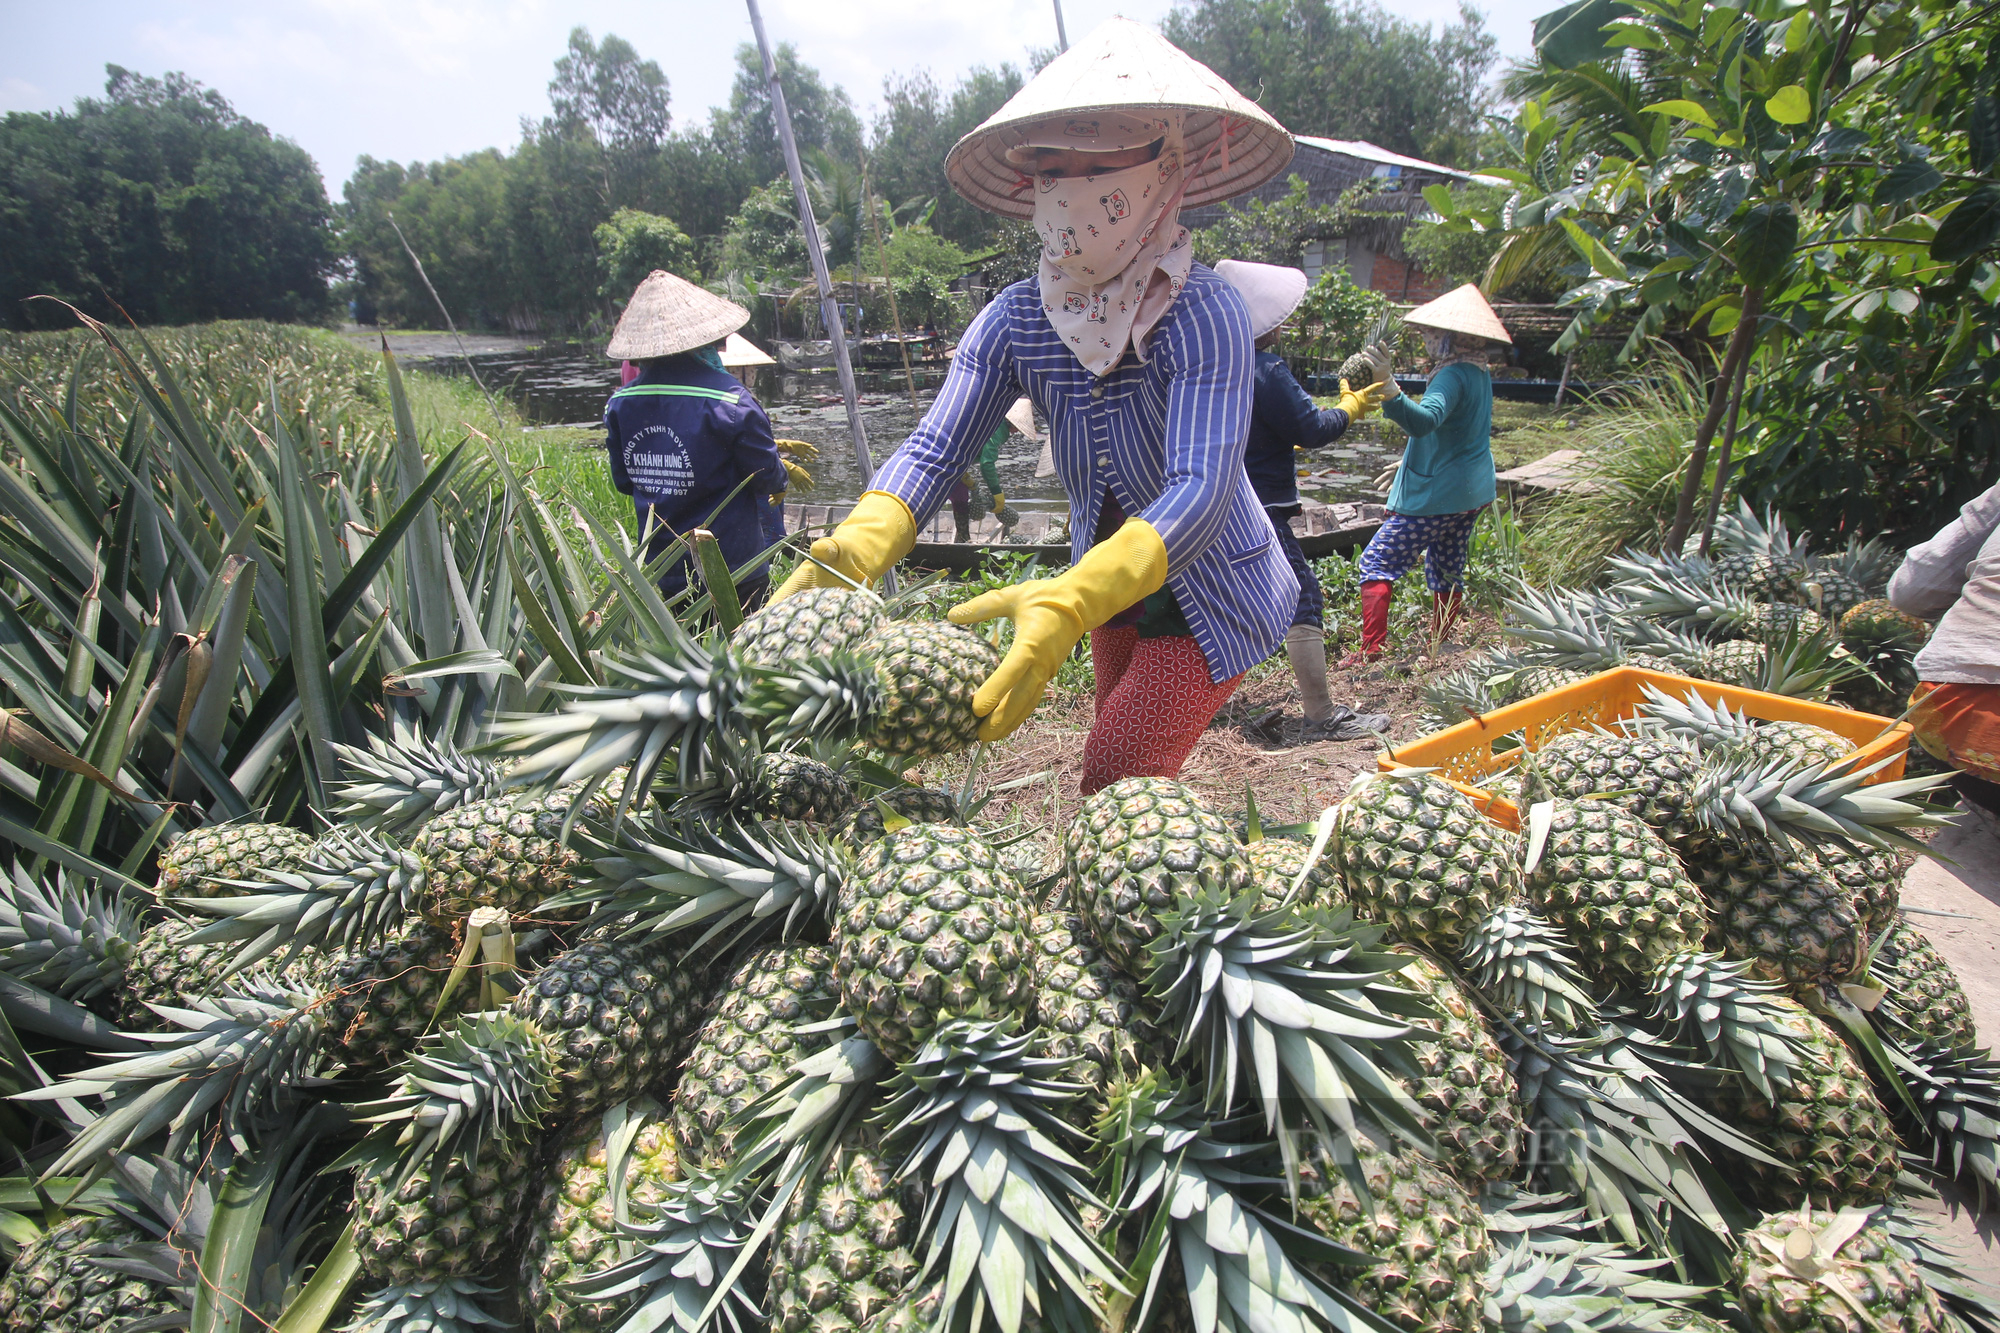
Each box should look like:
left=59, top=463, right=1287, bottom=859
left=1031, top=126, right=1196, bottom=377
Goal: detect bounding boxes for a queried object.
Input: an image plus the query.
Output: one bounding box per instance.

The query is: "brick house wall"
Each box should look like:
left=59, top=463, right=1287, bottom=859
left=1363, top=253, right=1452, bottom=303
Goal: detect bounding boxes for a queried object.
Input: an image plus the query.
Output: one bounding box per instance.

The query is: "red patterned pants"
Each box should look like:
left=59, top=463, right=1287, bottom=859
left=1082, top=627, right=1244, bottom=796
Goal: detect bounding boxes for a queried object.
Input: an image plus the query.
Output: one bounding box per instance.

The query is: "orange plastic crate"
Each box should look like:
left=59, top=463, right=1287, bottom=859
left=1379, top=666, right=1913, bottom=831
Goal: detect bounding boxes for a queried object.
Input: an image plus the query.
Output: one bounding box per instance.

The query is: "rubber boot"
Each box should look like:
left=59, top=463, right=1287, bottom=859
left=1360, top=580, right=1393, bottom=656
left=1430, top=588, right=1464, bottom=646
left=1285, top=624, right=1334, bottom=724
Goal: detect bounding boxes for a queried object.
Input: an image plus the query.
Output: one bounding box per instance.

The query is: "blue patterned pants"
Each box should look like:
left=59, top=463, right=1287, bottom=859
left=1357, top=507, right=1484, bottom=593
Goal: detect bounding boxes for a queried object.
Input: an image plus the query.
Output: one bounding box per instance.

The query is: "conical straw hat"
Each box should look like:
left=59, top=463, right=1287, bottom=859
left=1404, top=283, right=1512, bottom=344
left=1004, top=396, right=1041, bottom=442
left=606, top=270, right=751, bottom=360
left=719, top=331, right=776, bottom=368
left=1213, top=260, right=1309, bottom=339
left=945, top=17, right=1293, bottom=220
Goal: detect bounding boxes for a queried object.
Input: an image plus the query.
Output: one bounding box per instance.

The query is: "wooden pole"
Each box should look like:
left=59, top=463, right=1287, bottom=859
left=1551, top=346, right=1576, bottom=409
left=1698, top=352, right=1753, bottom=555
left=863, top=164, right=919, bottom=403
left=744, top=0, right=893, bottom=591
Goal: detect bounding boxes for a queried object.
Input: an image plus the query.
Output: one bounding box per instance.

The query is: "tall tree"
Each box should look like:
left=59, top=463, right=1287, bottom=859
left=869, top=64, right=1026, bottom=252
left=725, top=42, right=864, bottom=188
left=1163, top=0, right=1498, bottom=165
left=0, top=66, right=335, bottom=329
left=548, top=27, right=671, bottom=148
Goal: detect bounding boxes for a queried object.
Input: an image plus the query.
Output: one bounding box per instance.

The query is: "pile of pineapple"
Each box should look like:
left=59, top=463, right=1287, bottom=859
left=2, top=568, right=1996, bottom=1333
left=1421, top=499, right=1933, bottom=729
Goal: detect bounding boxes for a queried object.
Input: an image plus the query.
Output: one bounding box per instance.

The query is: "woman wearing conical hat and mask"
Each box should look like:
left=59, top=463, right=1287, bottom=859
left=1347, top=283, right=1512, bottom=662
left=772, top=19, right=1353, bottom=793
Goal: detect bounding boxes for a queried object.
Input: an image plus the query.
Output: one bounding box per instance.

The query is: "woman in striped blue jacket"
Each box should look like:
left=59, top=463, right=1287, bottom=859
left=771, top=19, right=1326, bottom=793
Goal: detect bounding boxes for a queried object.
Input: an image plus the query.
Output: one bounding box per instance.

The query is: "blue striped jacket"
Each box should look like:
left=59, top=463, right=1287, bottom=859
left=872, top=266, right=1298, bottom=681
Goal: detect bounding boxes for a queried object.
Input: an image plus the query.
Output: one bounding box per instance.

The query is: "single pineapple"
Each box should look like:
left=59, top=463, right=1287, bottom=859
left=1698, top=638, right=1768, bottom=684
left=322, top=918, right=469, bottom=1073
left=674, top=945, right=842, bottom=1169
left=1763, top=721, right=1857, bottom=768
left=519, top=936, right=713, bottom=1120
left=747, top=753, right=855, bottom=824
left=836, top=823, right=1034, bottom=1060
left=1391, top=951, right=1524, bottom=1181
left=1714, top=554, right=1805, bottom=604
left=1874, top=913, right=1977, bottom=1049
left=836, top=787, right=961, bottom=848
left=766, top=1123, right=925, bottom=1333
left=1802, top=568, right=1872, bottom=622
left=1243, top=837, right=1343, bottom=912
left=413, top=784, right=611, bottom=921
left=156, top=820, right=314, bottom=898
left=1735, top=1207, right=1946, bottom=1333
left=1522, top=797, right=1709, bottom=985
left=0, top=1212, right=180, bottom=1333
left=1530, top=731, right=1702, bottom=835
left=1297, top=1134, right=1490, bottom=1333
left=734, top=588, right=888, bottom=668
left=1692, top=837, right=1866, bottom=988
left=1062, top=777, right=1250, bottom=979
left=1028, top=912, right=1158, bottom=1120
left=1814, top=843, right=1908, bottom=939
left=1839, top=600, right=1928, bottom=656
left=523, top=1101, right=685, bottom=1333
left=352, top=1139, right=537, bottom=1290
left=1330, top=770, right=1519, bottom=955
left=1508, top=664, right=1591, bottom=699
left=1718, top=1005, right=1901, bottom=1207
left=1746, top=602, right=1825, bottom=638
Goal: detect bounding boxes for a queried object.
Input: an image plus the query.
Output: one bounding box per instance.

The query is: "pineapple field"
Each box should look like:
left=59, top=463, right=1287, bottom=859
left=0, top=310, right=1995, bottom=1333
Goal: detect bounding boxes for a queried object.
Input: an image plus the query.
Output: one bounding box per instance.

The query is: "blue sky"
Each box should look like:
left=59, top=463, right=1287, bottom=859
left=0, top=1, right=1546, bottom=193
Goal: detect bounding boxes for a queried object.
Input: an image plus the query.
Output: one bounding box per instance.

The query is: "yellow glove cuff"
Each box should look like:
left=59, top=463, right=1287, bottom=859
left=773, top=489, right=916, bottom=602
left=1062, top=519, right=1170, bottom=631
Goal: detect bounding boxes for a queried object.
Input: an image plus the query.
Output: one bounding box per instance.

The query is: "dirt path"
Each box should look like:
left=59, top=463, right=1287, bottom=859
left=1898, top=813, right=2000, bottom=1281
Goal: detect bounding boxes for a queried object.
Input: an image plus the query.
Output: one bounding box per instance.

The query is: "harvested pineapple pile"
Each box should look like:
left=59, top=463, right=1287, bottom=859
left=1421, top=499, right=1932, bottom=730
left=6, top=571, right=1998, bottom=1333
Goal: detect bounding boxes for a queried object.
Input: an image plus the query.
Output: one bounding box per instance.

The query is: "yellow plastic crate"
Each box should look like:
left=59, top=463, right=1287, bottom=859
left=1379, top=666, right=1913, bottom=831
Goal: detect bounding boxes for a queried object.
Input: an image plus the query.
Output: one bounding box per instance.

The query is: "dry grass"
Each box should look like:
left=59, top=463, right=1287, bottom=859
left=913, top=612, right=1504, bottom=860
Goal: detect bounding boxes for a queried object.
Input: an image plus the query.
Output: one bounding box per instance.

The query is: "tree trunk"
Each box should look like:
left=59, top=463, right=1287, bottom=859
left=1665, top=285, right=1764, bottom=553
left=1698, top=351, right=1753, bottom=555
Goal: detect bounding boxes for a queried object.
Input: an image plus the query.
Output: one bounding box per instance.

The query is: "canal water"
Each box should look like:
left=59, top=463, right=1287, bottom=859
left=412, top=342, right=1393, bottom=509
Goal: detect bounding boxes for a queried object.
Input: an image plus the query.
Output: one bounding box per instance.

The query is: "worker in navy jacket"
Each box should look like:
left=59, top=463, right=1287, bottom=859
left=1216, top=260, right=1388, bottom=737
left=602, top=271, right=787, bottom=609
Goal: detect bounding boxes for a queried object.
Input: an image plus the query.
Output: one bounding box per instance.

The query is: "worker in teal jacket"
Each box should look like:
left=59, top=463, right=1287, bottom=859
left=1349, top=284, right=1512, bottom=660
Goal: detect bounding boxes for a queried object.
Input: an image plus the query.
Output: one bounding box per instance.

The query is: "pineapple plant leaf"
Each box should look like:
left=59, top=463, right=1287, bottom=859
left=1458, top=903, right=1602, bottom=1032
left=1886, top=1038, right=2000, bottom=1211
left=1877, top=1207, right=2000, bottom=1333
left=1479, top=1194, right=1722, bottom=1333
left=1096, top=1071, right=1400, bottom=1333
left=1683, top=746, right=1951, bottom=857
left=873, top=1019, right=1126, bottom=1333
left=1648, top=953, right=1811, bottom=1101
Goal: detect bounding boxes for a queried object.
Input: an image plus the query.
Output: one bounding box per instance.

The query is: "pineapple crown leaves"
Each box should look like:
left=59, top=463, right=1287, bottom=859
left=1645, top=952, right=1808, bottom=1102
left=1883, top=1038, right=2000, bottom=1212
left=875, top=1018, right=1130, bottom=1333
left=353, top=1010, right=557, bottom=1190
left=330, top=733, right=507, bottom=836
left=555, top=1167, right=765, bottom=1333
left=1502, top=583, right=1653, bottom=669
left=1875, top=1205, right=2000, bottom=1333
left=1743, top=1207, right=1898, bottom=1332
left=23, top=979, right=332, bottom=1179
left=492, top=638, right=758, bottom=818
left=553, top=809, right=852, bottom=946
left=1739, top=618, right=1863, bottom=698
left=1603, top=562, right=1765, bottom=638
left=1813, top=534, right=1899, bottom=592
left=1142, top=889, right=1435, bottom=1159
left=714, top=1026, right=890, bottom=1195
left=1459, top=904, right=1601, bottom=1033
left=1630, top=684, right=1761, bottom=751
left=739, top=650, right=887, bottom=746
left=1500, top=1025, right=1763, bottom=1255
left=1687, top=744, right=1953, bottom=856
left=1093, top=1072, right=1402, bottom=1333
left=0, top=865, right=141, bottom=1000
left=339, top=1278, right=512, bottom=1333
left=178, top=828, right=426, bottom=974
left=1708, top=497, right=1810, bottom=564
left=1479, top=1194, right=1718, bottom=1333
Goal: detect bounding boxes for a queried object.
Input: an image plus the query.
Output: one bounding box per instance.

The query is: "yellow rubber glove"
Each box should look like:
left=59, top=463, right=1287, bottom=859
left=990, top=491, right=1007, bottom=515
left=947, top=519, right=1168, bottom=741
left=772, top=490, right=916, bottom=603
left=1337, top=378, right=1393, bottom=421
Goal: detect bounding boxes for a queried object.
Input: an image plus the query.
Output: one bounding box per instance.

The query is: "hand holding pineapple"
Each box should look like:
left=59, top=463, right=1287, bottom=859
left=772, top=490, right=917, bottom=601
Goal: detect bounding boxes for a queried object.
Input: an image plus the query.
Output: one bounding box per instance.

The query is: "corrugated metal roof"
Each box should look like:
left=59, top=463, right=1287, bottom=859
left=1293, top=136, right=1508, bottom=186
